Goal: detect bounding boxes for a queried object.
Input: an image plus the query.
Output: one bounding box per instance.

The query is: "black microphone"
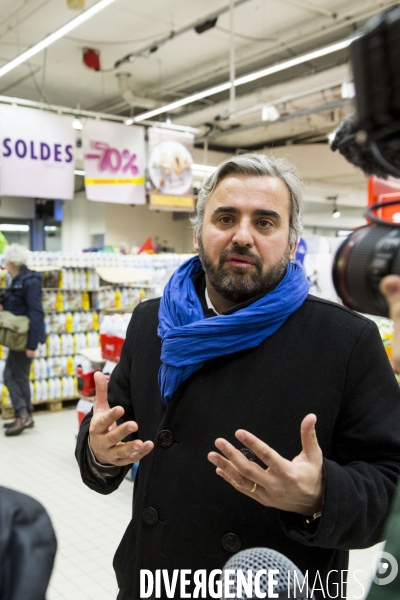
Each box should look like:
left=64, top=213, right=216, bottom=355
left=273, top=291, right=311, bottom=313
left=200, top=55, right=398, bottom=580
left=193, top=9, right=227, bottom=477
left=330, top=113, right=400, bottom=180
left=221, top=547, right=311, bottom=599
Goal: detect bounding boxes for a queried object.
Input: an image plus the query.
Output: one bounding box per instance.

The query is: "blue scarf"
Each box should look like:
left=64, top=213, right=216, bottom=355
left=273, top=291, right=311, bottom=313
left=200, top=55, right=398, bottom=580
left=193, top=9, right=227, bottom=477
left=158, top=255, right=309, bottom=405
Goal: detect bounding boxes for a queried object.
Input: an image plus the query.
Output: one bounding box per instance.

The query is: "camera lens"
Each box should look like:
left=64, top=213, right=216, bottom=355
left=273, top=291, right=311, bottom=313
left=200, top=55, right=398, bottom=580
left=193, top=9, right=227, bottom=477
left=332, top=224, right=400, bottom=317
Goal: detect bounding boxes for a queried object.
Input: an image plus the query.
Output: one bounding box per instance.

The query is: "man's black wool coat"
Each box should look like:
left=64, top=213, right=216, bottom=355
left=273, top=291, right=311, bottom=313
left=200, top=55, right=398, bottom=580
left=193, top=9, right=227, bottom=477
left=76, top=292, right=400, bottom=599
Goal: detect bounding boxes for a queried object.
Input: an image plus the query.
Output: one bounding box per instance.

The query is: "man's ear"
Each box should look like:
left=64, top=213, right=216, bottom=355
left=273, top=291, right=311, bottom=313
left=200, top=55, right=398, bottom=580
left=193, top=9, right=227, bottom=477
left=193, top=230, right=199, bottom=252
left=290, top=238, right=299, bottom=260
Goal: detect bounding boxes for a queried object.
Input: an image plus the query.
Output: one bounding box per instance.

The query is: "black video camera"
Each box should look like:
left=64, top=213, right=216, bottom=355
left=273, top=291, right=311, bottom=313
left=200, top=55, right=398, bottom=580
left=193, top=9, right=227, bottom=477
left=332, top=6, right=400, bottom=317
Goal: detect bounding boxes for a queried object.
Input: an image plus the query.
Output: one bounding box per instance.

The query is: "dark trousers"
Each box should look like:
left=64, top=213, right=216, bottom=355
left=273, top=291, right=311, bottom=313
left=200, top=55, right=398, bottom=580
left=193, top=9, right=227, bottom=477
left=4, top=350, right=33, bottom=417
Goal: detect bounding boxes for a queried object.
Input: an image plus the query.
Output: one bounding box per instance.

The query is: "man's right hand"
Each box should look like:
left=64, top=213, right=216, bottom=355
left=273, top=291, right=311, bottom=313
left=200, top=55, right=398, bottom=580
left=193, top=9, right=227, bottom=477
left=89, top=371, right=154, bottom=466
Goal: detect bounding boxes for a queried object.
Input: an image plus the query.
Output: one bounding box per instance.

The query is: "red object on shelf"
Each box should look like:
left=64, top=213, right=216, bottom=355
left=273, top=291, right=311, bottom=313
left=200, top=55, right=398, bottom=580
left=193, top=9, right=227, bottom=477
left=77, top=398, right=93, bottom=428
left=83, top=48, right=101, bottom=71
left=100, top=334, right=124, bottom=362
left=138, top=236, right=155, bottom=254
left=76, top=366, right=97, bottom=396
left=367, top=176, right=400, bottom=223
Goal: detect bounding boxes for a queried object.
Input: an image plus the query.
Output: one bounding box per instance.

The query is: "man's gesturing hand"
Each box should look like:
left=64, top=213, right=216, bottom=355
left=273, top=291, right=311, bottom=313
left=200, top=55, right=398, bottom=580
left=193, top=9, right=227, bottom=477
left=89, top=372, right=154, bottom=467
left=207, top=414, right=324, bottom=516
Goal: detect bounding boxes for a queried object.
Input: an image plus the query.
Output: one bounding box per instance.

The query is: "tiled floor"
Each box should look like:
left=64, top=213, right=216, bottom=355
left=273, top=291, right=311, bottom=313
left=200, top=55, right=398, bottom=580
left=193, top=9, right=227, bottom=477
left=0, top=407, right=386, bottom=599
left=0, top=407, right=132, bottom=600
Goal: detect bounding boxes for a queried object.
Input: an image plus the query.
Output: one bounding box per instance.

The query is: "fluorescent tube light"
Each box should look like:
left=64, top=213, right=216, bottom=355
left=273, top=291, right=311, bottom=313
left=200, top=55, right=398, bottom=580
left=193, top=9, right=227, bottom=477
left=132, top=36, right=358, bottom=123
left=0, top=0, right=116, bottom=79
left=125, top=118, right=200, bottom=134
left=133, top=82, right=232, bottom=122
left=192, top=164, right=217, bottom=173
left=73, top=164, right=217, bottom=176
left=0, top=224, right=29, bottom=232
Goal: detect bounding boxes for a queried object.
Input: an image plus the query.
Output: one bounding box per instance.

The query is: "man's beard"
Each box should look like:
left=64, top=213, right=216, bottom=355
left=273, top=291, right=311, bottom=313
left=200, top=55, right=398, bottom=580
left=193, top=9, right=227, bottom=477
left=197, top=236, right=291, bottom=304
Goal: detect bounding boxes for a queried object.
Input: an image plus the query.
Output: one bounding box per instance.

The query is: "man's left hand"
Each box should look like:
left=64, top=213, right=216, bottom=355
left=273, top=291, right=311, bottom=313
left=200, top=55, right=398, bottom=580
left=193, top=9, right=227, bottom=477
left=26, top=349, right=36, bottom=358
left=207, top=413, right=324, bottom=516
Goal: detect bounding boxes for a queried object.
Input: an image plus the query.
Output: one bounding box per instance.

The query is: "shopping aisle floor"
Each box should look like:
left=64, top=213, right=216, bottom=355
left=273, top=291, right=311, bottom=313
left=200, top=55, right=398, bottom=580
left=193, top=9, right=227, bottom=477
left=0, top=408, right=385, bottom=600
left=0, top=407, right=132, bottom=600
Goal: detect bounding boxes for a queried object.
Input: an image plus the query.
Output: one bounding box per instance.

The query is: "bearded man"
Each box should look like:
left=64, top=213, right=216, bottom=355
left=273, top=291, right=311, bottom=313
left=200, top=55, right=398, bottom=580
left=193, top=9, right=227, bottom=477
left=76, top=154, right=400, bottom=600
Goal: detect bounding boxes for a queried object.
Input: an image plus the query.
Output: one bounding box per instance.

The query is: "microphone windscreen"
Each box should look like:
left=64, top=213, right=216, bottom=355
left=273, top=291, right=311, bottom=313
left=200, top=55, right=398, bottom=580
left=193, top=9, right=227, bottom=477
left=331, top=113, right=400, bottom=179
left=221, top=547, right=308, bottom=599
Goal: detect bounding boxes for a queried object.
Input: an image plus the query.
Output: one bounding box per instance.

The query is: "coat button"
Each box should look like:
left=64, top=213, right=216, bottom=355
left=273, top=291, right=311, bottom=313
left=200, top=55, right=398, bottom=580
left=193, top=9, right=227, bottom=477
left=222, top=533, right=241, bottom=553
left=157, top=430, right=175, bottom=448
left=142, top=507, right=159, bottom=526
left=240, top=448, right=255, bottom=461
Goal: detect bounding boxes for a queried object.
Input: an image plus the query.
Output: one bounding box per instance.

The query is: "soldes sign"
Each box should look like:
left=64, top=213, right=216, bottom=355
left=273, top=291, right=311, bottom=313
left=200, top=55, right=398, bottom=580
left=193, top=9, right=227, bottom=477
left=2, top=138, right=73, bottom=163
left=0, top=105, right=75, bottom=200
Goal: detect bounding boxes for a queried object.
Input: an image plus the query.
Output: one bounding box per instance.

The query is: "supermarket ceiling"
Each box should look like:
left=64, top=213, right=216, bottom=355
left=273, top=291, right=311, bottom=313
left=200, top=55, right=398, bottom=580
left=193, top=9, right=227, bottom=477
left=0, top=0, right=396, bottom=156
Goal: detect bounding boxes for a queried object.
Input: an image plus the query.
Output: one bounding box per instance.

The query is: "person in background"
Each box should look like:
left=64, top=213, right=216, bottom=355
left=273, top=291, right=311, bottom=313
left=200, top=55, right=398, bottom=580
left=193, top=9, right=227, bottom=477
left=365, top=275, right=400, bottom=599
left=0, top=244, right=45, bottom=437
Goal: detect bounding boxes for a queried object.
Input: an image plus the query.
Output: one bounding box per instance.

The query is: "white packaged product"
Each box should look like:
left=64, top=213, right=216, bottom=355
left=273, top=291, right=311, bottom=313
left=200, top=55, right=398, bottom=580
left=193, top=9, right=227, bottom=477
left=53, top=357, right=62, bottom=377
left=0, top=359, right=5, bottom=383
left=36, top=343, right=46, bottom=358
left=73, top=312, right=81, bottom=332
left=58, top=313, right=66, bottom=332
left=41, top=379, right=48, bottom=400
left=54, top=378, right=61, bottom=399
left=60, top=333, right=68, bottom=356
left=34, top=359, right=41, bottom=380
left=103, top=360, right=117, bottom=376
left=75, top=355, right=96, bottom=374
left=48, top=378, right=56, bottom=399
left=40, top=358, right=48, bottom=379
left=47, top=357, right=54, bottom=378
left=67, top=376, right=75, bottom=396
left=60, top=356, right=68, bottom=375
left=53, top=334, right=61, bottom=356
left=34, top=380, right=41, bottom=402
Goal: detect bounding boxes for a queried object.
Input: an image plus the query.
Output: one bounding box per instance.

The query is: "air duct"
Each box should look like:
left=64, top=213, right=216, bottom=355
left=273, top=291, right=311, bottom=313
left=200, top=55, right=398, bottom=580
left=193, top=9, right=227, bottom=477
left=117, top=73, right=161, bottom=110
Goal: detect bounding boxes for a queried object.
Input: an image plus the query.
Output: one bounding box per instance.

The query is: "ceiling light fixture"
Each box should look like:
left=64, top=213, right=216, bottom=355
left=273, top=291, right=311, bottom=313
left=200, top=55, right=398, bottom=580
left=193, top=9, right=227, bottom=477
left=0, top=224, right=30, bottom=232
left=132, top=35, right=358, bottom=123
left=192, top=164, right=217, bottom=173
left=341, top=81, right=355, bottom=99
left=0, top=0, right=116, bottom=80
left=261, top=105, right=280, bottom=122
left=327, top=195, right=340, bottom=218
left=124, top=118, right=200, bottom=134
left=72, top=118, right=83, bottom=130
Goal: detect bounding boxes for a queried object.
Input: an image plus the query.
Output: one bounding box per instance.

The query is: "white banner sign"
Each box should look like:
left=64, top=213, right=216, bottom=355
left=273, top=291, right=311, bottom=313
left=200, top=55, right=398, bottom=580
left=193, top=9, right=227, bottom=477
left=82, top=120, right=146, bottom=204
left=148, top=127, right=194, bottom=212
left=0, top=105, right=75, bottom=199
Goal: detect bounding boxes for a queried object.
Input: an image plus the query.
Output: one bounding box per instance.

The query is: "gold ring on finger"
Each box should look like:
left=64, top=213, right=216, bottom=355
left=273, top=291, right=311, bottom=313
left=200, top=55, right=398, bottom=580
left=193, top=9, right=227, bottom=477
left=250, top=482, right=257, bottom=493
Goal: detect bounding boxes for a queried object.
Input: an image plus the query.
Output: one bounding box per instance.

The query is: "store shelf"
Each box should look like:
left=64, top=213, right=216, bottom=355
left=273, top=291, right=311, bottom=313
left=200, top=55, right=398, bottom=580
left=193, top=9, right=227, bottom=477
left=32, top=396, right=79, bottom=404
left=95, top=266, right=153, bottom=284
left=42, top=288, right=102, bottom=292
left=78, top=347, right=105, bottom=364
left=44, top=309, right=98, bottom=313
left=30, top=265, right=62, bottom=272
left=102, top=306, right=136, bottom=314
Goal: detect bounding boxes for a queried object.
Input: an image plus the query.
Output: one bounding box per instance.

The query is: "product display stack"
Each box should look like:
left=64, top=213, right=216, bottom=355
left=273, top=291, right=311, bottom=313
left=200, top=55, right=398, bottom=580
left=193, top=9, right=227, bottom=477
left=0, top=251, right=191, bottom=420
